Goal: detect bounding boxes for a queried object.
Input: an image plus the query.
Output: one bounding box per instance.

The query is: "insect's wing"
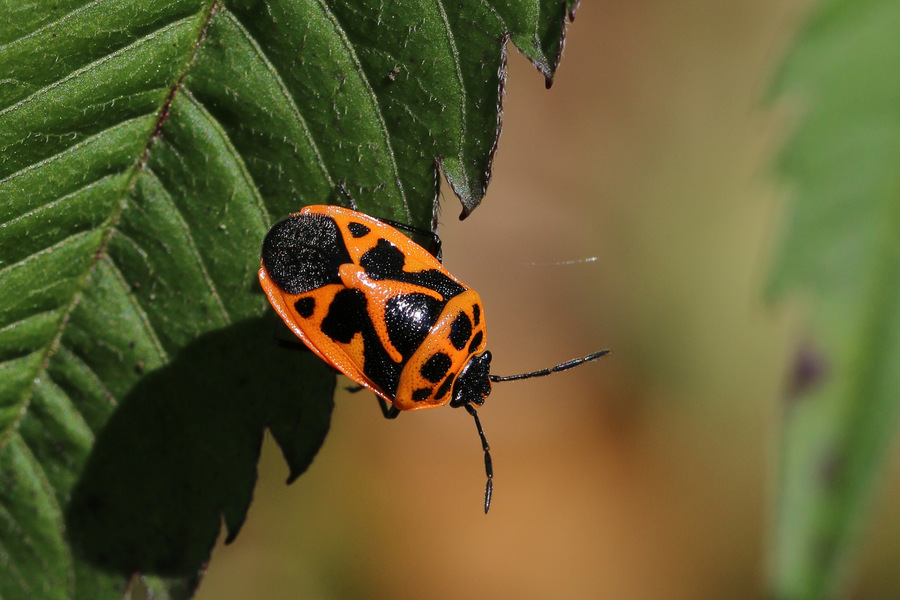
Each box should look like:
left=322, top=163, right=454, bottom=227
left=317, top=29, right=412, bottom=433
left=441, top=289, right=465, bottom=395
left=258, top=267, right=392, bottom=401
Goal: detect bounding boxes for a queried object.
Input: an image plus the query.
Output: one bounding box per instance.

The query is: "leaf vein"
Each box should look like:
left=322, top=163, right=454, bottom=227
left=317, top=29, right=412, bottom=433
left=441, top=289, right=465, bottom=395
left=52, top=345, right=119, bottom=412
left=311, top=0, right=411, bottom=222
left=0, top=1, right=214, bottom=441
left=102, top=255, right=171, bottom=362
left=180, top=86, right=270, bottom=228
left=0, top=229, right=99, bottom=278
left=0, top=502, right=32, bottom=595
left=0, top=116, right=150, bottom=187
left=0, top=174, right=120, bottom=230
left=219, top=9, right=334, bottom=205
left=0, top=16, right=195, bottom=116
left=0, top=432, right=65, bottom=585
left=0, top=0, right=115, bottom=50
left=433, top=0, right=468, bottom=176
left=142, top=167, right=232, bottom=325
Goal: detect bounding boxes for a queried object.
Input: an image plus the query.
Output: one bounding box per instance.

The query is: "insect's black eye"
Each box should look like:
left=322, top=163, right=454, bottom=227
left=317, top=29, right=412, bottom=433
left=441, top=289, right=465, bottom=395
left=450, top=352, right=492, bottom=408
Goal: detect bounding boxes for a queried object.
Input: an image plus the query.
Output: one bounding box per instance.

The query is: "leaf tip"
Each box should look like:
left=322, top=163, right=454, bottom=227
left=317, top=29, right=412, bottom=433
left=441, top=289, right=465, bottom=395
left=568, top=0, right=580, bottom=22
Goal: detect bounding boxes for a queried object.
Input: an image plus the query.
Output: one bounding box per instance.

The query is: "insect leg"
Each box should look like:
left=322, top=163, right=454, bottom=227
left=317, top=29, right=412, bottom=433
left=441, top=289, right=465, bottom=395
left=377, top=397, right=400, bottom=420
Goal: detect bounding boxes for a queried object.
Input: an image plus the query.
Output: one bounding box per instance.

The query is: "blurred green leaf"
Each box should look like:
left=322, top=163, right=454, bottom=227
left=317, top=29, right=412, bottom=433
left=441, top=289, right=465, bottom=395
left=768, top=1, right=900, bottom=598
left=0, top=0, right=575, bottom=596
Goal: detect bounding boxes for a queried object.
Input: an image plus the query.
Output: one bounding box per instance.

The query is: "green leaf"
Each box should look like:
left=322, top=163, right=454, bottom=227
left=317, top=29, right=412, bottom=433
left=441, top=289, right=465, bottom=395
left=0, top=0, right=575, bottom=596
left=65, top=320, right=335, bottom=574
left=768, top=1, right=900, bottom=598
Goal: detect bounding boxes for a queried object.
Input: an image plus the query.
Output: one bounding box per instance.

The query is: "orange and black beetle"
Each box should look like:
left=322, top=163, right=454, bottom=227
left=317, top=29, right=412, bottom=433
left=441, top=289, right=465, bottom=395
left=259, top=205, right=608, bottom=512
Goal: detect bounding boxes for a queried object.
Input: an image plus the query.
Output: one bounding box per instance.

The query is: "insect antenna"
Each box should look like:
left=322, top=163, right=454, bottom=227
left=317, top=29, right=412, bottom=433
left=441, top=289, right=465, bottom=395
left=489, top=350, right=610, bottom=382
left=464, top=404, right=493, bottom=514
left=336, top=180, right=359, bottom=211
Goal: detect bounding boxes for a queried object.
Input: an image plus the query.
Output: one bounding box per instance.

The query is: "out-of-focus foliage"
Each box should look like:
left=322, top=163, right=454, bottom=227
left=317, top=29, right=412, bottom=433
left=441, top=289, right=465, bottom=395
left=768, top=1, right=900, bottom=599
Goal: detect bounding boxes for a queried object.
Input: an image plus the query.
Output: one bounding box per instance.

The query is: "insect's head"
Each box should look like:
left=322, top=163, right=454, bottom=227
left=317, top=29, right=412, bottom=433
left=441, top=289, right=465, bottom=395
left=449, top=351, right=493, bottom=409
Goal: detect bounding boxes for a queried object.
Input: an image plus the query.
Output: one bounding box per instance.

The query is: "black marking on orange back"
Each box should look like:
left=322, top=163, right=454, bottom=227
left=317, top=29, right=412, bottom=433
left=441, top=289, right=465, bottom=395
left=320, top=288, right=404, bottom=396
left=360, top=239, right=465, bottom=300
left=347, top=222, right=371, bottom=238
left=294, top=297, right=315, bottom=318
left=385, top=293, right=444, bottom=358
left=449, top=312, right=472, bottom=351
left=321, top=289, right=368, bottom=343
left=263, top=213, right=352, bottom=294
left=435, top=374, right=455, bottom=400
left=468, top=331, right=484, bottom=354
left=421, top=353, right=452, bottom=383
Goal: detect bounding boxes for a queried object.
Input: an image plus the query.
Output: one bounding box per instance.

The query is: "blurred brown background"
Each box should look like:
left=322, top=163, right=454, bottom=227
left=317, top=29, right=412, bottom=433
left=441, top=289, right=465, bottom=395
left=196, top=2, right=900, bottom=598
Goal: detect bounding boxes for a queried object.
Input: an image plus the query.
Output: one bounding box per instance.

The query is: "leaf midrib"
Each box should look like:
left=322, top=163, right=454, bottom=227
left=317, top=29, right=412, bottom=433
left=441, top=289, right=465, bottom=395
left=0, top=0, right=219, bottom=454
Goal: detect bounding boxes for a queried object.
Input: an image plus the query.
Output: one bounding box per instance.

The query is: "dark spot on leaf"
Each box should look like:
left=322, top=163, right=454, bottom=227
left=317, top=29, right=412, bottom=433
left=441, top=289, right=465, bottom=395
left=818, top=449, right=844, bottom=490
left=786, top=342, right=829, bottom=401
